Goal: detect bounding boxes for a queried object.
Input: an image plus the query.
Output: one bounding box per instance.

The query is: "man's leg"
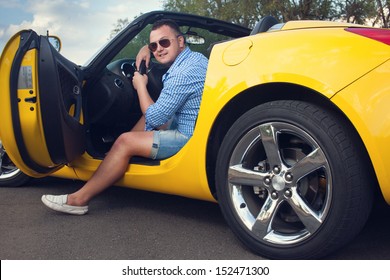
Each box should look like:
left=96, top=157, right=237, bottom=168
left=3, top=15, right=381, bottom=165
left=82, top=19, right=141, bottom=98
left=67, top=130, right=154, bottom=206
left=131, top=115, right=146, bottom=131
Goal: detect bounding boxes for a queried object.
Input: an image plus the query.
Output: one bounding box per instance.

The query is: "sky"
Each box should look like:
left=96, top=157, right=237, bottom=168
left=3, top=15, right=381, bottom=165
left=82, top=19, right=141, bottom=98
left=0, top=0, right=163, bottom=65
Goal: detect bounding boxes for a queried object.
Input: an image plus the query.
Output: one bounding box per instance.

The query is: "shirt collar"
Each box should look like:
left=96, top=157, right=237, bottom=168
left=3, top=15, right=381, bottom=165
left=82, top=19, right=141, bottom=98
left=165, top=47, right=191, bottom=75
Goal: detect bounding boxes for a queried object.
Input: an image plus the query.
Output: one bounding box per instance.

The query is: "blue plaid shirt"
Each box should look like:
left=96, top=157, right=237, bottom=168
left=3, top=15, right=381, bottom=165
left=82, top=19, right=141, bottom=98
left=145, top=47, right=208, bottom=137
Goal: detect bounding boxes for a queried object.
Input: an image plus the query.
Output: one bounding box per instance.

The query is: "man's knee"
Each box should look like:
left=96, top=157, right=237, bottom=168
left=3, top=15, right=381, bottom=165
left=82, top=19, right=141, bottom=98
left=112, top=133, right=133, bottom=150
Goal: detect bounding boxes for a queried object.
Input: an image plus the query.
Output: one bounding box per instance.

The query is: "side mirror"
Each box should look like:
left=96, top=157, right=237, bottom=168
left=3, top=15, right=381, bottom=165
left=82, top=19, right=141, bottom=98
left=48, top=36, right=62, bottom=52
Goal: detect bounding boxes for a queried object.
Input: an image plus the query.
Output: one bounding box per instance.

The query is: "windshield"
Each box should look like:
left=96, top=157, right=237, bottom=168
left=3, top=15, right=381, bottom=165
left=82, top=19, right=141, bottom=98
left=110, top=23, right=235, bottom=63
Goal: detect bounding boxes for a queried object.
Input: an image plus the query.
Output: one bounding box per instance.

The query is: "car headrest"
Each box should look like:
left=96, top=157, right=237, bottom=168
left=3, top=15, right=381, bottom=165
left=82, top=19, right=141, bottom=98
left=250, top=16, right=279, bottom=35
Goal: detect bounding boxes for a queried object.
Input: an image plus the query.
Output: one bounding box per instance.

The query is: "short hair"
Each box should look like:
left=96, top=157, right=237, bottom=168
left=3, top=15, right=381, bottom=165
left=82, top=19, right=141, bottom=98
left=151, top=19, right=182, bottom=36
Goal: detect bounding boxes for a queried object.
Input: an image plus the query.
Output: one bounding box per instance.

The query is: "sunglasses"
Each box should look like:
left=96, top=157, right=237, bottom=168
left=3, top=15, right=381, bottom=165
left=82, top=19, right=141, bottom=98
left=148, top=35, right=181, bottom=52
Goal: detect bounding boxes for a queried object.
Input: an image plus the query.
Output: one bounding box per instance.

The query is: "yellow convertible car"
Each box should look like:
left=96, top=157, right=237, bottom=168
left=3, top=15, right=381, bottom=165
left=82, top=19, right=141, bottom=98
left=1, top=11, right=390, bottom=259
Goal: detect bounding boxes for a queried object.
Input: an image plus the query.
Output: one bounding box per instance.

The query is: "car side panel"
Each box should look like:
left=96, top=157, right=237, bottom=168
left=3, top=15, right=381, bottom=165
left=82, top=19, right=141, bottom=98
left=203, top=28, right=390, bottom=107
left=195, top=28, right=390, bottom=161
left=70, top=142, right=216, bottom=202
left=196, top=28, right=390, bottom=200
left=331, top=60, right=390, bottom=203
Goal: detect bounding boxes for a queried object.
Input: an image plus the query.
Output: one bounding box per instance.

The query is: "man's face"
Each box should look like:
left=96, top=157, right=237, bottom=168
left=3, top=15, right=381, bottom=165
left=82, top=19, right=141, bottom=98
left=149, top=25, right=185, bottom=66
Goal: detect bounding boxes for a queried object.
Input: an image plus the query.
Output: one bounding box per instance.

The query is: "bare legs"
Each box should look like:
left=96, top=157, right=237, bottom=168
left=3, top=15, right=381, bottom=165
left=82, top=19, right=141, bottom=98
left=67, top=117, right=153, bottom=206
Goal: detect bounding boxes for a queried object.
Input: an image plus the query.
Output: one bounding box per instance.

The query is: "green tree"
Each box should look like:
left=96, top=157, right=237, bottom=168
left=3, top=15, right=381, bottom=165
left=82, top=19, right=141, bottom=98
left=163, top=0, right=339, bottom=26
left=162, top=0, right=386, bottom=27
left=109, top=0, right=389, bottom=40
left=109, top=18, right=130, bottom=39
left=374, top=0, right=390, bottom=27
left=258, top=0, right=338, bottom=21
left=163, top=0, right=261, bottom=27
left=335, top=0, right=377, bottom=25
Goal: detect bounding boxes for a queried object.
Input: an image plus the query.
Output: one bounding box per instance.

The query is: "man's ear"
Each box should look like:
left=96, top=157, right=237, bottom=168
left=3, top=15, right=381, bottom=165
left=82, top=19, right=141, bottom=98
left=178, top=35, right=185, bottom=48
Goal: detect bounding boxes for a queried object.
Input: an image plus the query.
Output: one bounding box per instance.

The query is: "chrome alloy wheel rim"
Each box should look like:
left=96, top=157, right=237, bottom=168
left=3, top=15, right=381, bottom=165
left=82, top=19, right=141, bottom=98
left=228, top=122, right=332, bottom=245
left=0, top=139, right=21, bottom=179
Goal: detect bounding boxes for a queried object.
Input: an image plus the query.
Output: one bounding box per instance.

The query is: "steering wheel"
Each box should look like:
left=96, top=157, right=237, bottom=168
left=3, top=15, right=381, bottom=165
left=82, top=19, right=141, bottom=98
left=114, top=58, right=166, bottom=102
left=138, top=60, right=147, bottom=75
left=119, top=59, right=148, bottom=78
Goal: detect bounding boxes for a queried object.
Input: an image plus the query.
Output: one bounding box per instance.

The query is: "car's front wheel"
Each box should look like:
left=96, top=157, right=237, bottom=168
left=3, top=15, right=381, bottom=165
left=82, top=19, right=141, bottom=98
left=216, top=100, right=374, bottom=259
left=0, top=139, right=30, bottom=187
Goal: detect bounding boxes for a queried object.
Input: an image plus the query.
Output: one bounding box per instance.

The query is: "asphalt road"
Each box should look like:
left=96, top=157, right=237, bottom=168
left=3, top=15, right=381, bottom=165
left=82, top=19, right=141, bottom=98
left=1, top=177, right=390, bottom=260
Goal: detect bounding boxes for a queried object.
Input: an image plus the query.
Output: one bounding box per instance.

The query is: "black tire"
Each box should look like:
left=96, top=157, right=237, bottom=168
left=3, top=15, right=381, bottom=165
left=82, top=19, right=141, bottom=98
left=0, top=140, right=30, bottom=187
left=215, top=100, right=374, bottom=259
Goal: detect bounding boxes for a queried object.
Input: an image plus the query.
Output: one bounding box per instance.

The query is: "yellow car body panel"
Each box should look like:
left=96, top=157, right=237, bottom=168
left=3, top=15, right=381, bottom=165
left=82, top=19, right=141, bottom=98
left=206, top=28, right=390, bottom=104
left=280, top=20, right=365, bottom=30
left=70, top=136, right=215, bottom=201
left=331, top=60, right=390, bottom=203
left=196, top=28, right=390, bottom=201
left=0, top=32, right=58, bottom=177
left=51, top=165, right=79, bottom=179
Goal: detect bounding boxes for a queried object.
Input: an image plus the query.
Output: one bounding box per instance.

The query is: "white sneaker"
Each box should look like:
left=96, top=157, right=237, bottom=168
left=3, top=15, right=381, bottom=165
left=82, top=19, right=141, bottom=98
left=41, top=194, right=88, bottom=215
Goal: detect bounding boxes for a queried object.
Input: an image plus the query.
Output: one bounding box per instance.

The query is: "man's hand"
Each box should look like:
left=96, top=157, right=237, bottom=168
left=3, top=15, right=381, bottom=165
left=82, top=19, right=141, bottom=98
left=135, top=45, right=151, bottom=70
left=132, top=71, right=148, bottom=91
left=132, top=71, right=153, bottom=114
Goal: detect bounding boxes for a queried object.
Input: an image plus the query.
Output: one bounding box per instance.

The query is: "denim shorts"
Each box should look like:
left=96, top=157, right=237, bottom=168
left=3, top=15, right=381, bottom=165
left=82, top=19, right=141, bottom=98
left=150, top=129, right=189, bottom=160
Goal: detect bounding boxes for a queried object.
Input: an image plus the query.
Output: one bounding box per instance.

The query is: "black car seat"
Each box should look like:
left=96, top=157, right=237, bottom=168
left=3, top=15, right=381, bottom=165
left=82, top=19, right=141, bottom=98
left=250, top=16, right=279, bottom=35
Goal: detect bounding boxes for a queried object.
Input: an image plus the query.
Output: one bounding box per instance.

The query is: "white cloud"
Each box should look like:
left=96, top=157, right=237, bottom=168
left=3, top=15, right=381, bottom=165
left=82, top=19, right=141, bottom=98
left=0, top=0, right=163, bottom=64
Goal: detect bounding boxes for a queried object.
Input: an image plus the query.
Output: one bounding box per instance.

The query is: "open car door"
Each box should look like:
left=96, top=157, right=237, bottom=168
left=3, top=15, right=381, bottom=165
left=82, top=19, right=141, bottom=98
left=0, top=30, right=85, bottom=177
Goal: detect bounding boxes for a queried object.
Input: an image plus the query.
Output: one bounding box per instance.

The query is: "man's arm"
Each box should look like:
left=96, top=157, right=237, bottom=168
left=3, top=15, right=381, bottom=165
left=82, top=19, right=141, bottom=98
left=132, top=72, right=153, bottom=114
left=135, top=45, right=151, bottom=70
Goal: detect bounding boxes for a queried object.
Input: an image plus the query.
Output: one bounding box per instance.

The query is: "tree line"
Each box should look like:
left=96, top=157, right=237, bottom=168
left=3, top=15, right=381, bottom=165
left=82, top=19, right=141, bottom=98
left=163, top=0, right=390, bottom=28
left=110, top=0, right=390, bottom=39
